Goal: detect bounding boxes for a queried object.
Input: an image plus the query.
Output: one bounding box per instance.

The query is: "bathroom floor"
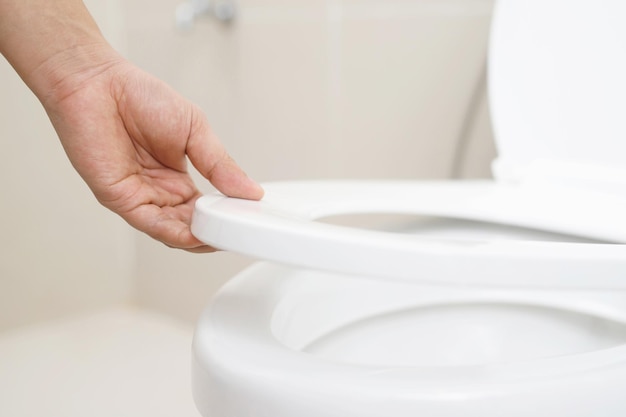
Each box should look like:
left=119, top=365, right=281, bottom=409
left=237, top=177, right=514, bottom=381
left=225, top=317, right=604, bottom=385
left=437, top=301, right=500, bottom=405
left=0, top=307, right=200, bottom=417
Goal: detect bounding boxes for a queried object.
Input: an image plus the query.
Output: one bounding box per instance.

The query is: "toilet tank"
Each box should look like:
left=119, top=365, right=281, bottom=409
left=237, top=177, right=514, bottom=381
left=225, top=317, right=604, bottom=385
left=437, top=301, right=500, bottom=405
left=488, top=0, right=626, bottom=188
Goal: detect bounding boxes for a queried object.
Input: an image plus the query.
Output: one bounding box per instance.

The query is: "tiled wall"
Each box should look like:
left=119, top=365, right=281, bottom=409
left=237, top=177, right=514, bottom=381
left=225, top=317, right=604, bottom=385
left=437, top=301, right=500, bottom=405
left=129, top=0, right=496, bottom=322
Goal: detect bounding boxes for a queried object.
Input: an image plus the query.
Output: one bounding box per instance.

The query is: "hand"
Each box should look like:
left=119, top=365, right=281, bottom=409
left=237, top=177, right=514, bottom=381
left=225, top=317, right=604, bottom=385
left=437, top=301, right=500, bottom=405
left=42, top=56, right=263, bottom=252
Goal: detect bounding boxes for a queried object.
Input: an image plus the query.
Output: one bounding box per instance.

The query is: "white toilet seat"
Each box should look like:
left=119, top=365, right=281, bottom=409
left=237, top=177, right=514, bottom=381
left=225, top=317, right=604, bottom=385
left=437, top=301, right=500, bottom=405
left=192, top=180, right=626, bottom=289
left=192, top=262, right=626, bottom=417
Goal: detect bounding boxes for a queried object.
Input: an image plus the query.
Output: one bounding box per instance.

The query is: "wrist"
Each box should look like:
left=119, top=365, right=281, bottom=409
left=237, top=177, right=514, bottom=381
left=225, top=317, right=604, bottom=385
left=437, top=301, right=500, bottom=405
left=0, top=0, right=124, bottom=106
left=30, top=42, right=125, bottom=107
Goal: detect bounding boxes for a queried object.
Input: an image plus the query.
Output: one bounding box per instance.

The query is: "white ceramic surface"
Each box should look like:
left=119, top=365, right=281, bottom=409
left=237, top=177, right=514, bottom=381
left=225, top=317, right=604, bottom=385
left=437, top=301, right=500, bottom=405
left=489, top=0, right=626, bottom=187
left=190, top=0, right=626, bottom=415
left=193, top=262, right=626, bottom=417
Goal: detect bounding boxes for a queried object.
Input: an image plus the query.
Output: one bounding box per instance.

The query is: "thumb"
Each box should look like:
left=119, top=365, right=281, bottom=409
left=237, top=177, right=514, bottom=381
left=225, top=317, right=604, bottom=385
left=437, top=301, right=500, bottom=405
left=186, top=110, right=264, bottom=200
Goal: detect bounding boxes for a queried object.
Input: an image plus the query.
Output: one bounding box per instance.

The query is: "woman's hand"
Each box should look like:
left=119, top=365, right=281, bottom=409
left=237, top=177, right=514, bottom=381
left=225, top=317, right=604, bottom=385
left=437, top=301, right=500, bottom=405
left=0, top=0, right=263, bottom=251
left=44, top=58, right=263, bottom=252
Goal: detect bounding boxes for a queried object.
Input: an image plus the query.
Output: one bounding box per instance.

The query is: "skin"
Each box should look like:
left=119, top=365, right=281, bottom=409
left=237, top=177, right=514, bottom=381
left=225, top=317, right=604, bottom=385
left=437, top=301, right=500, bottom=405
left=0, top=0, right=264, bottom=252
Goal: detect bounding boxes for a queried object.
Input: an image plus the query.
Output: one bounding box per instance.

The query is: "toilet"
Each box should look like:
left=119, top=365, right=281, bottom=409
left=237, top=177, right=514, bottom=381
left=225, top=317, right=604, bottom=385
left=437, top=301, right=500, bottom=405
left=190, top=1, right=626, bottom=416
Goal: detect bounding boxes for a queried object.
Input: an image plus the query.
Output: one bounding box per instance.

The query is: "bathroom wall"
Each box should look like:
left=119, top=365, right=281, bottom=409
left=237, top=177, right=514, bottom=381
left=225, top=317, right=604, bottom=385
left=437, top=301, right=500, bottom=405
left=0, top=0, right=134, bottom=331
left=128, top=0, right=496, bottom=322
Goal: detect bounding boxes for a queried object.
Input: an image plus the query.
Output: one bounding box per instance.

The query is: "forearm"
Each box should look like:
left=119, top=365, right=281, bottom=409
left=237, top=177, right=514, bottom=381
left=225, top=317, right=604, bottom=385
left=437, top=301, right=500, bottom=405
left=0, top=0, right=121, bottom=104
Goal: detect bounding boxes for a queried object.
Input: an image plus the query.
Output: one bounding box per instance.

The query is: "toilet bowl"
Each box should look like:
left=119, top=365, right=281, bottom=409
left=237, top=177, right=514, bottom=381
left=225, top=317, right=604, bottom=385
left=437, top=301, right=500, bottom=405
left=191, top=183, right=626, bottom=416
left=190, top=0, right=626, bottom=415
left=191, top=268, right=626, bottom=417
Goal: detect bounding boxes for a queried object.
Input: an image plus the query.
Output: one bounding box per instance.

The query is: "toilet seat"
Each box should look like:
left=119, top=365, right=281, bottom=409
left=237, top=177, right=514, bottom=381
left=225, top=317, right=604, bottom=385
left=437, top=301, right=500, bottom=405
left=192, top=180, right=626, bottom=289
left=190, top=0, right=626, bottom=289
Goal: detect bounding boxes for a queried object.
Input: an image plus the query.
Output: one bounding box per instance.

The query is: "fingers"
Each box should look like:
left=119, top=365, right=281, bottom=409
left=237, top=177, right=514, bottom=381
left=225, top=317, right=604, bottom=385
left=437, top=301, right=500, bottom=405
left=184, top=246, right=219, bottom=254
left=186, top=109, right=264, bottom=200
left=122, top=202, right=215, bottom=251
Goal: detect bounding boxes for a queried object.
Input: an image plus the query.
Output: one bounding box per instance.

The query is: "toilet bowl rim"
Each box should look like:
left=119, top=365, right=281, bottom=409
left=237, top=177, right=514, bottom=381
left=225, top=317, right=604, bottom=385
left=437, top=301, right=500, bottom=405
left=193, top=263, right=626, bottom=394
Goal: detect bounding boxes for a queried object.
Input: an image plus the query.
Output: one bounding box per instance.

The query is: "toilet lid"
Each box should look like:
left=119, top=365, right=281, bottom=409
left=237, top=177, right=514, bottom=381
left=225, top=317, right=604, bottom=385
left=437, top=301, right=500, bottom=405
left=191, top=180, right=626, bottom=289
left=489, top=0, right=626, bottom=190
